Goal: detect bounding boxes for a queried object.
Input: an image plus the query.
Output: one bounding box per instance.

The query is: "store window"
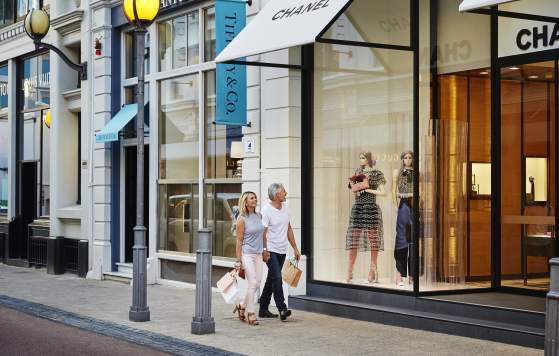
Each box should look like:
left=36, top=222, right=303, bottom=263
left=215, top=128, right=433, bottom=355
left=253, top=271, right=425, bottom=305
left=421, top=0, right=492, bottom=291
left=313, top=42, right=414, bottom=290
left=21, top=54, right=50, bottom=217
left=159, top=73, right=199, bottom=180
left=124, top=31, right=150, bottom=79
left=205, top=70, right=243, bottom=179
left=204, top=7, right=216, bottom=62
left=158, top=10, right=200, bottom=72
left=157, top=5, right=235, bottom=263
left=0, top=0, right=46, bottom=28
left=0, top=64, right=8, bottom=215
left=158, top=183, right=199, bottom=253
left=204, top=70, right=242, bottom=258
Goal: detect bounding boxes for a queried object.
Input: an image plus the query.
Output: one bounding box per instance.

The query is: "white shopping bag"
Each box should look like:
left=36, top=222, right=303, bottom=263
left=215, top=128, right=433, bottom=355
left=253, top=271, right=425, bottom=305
left=221, top=282, right=243, bottom=304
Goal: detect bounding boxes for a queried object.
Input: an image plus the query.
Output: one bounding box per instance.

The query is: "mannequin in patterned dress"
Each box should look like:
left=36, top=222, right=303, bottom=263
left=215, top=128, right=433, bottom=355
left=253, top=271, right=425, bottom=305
left=345, top=152, right=386, bottom=284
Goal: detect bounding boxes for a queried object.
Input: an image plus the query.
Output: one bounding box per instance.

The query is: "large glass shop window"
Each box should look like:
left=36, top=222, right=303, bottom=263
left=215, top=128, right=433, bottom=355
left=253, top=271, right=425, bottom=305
left=420, top=0, right=492, bottom=291
left=159, top=73, right=199, bottom=180
left=0, top=64, right=8, bottom=215
left=21, top=54, right=51, bottom=217
left=313, top=42, right=414, bottom=290
left=204, top=70, right=242, bottom=258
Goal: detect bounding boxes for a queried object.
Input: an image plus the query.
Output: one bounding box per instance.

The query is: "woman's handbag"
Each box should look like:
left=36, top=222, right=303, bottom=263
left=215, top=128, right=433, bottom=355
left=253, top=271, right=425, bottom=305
left=282, top=259, right=302, bottom=288
left=349, top=173, right=369, bottom=192
left=217, top=270, right=243, bottom=304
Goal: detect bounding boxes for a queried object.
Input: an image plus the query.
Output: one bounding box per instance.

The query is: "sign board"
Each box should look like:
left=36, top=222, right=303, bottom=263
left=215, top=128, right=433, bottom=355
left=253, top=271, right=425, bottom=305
left=245, top=139, right=255, bottom=154
left=216, top=0, right=352, bottom=63
left=215, top=0, right=247, bottom=126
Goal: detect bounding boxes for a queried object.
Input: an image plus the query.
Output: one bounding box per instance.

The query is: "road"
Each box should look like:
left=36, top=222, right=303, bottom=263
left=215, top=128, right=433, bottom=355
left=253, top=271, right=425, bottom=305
left=0, top=307, right=170, bottom=356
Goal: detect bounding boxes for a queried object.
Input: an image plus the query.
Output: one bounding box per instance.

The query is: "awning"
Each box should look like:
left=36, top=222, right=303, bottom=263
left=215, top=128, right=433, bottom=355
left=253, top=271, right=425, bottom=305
left=459, top=0, right=519, bottom=12
left=215, top=0, right=352, bottom=63
left=95, top=104, right=137, bottom=143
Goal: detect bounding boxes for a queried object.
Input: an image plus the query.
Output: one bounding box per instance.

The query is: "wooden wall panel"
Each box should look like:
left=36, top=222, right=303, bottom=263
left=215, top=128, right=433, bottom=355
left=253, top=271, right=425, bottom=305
left=500, top=80, right=522, bottom=276
left=469, top=77, right=492, bottom=277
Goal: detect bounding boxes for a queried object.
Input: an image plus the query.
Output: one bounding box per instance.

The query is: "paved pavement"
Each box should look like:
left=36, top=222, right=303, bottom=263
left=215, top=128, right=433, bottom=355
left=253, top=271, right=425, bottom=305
left=0, top=307, right=170, bottom=356
left=0, top=264, right=544, bottom=356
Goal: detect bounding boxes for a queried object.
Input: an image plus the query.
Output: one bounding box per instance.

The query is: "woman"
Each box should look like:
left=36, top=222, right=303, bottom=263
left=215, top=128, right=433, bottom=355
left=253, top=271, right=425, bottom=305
left=233, top=191, right=264, bottom=326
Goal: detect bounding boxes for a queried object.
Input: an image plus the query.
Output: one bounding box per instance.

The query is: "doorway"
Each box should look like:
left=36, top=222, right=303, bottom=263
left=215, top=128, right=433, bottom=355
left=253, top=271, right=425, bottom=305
left=124, top=145, right=149, bottom=263
left=17, top=161, right=37, bottom=259
left=500, top=59, right=558, bottom=293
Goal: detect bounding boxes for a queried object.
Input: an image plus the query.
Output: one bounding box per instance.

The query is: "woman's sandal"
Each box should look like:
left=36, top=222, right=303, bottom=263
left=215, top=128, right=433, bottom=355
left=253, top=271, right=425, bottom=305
left=233, top=304, right=246, bottom=321
left=247, top=312, right=259, bottom=326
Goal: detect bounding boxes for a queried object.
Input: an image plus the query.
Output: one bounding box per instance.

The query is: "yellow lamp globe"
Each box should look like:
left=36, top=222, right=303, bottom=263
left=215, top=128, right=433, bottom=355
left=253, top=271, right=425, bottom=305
left=24, top=8, right=50, bottom=42
left=44, top=111, right=51, bottom=128
left=122, top=0, right=160, bottom=28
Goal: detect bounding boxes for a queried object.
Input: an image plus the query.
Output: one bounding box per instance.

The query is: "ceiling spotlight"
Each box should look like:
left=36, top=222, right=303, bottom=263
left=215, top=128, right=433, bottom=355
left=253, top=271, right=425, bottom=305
left=480, top=71, right=489, bottom=75
left=528, top=75, right=539, bottom=79
left=509, top=67, right=520, bottom=70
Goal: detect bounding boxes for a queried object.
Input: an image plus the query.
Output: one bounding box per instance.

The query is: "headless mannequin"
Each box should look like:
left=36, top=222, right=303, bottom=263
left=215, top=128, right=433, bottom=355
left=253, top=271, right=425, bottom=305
left=392, top=152, right=413, bottom=286
left=347, top=154, right=386, bottom=283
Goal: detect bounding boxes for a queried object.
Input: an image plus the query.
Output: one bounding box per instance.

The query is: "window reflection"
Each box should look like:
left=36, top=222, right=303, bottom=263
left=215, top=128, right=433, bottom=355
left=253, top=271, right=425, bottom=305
left=159, top=74, right=199, bottom=179
left=159, top=10, right=200, bottom=72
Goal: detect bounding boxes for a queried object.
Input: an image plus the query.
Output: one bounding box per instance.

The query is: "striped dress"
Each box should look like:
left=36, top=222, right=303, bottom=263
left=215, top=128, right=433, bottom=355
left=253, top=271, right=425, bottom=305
left=345, top=167, right=386, bottom=251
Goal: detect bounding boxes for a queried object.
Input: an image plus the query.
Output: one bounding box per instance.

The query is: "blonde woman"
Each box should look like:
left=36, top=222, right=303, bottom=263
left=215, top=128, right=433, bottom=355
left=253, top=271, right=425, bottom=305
left=234, top=191, right=264, bottom=326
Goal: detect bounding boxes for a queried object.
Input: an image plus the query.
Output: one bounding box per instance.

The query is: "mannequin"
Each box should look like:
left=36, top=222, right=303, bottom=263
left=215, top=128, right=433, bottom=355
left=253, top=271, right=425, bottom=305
left=392, top=150, right=414, bottom=287
left=345, top=152, right=386, bottom=284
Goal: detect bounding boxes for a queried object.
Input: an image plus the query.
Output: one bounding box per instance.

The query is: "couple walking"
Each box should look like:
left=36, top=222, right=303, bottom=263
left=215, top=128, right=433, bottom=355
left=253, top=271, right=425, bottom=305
left=234, top=183, right=301, bottom=326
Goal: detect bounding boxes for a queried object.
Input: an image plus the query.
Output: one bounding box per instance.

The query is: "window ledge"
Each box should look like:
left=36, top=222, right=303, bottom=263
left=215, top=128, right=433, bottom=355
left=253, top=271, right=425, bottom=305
left=156, top=251, right=236, bottom=268
left=63, top=88, right=82, bottom=112
left=57, top=205, right=82, bottom=220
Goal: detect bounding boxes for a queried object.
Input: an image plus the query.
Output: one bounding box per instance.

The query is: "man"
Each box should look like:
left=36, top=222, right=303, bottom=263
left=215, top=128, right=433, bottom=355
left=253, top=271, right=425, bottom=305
left=259, top=183, right=301, bottom=321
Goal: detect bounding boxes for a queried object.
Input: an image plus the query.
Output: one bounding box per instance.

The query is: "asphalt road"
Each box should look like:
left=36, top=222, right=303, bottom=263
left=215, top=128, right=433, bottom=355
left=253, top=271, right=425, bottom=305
left=0, top=307, right=170, bottom=356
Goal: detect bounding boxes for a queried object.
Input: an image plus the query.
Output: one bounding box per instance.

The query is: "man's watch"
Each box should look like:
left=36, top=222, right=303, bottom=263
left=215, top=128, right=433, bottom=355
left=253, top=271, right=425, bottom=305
left=263, top=248, right=268, bottom=251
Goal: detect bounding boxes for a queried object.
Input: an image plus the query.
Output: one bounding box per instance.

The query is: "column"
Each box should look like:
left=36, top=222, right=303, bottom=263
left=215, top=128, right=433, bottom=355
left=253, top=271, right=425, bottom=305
left=88, top=0, right=113, bottom=279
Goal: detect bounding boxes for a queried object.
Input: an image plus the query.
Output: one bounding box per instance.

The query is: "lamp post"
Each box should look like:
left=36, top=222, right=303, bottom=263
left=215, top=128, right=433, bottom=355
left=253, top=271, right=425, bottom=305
left=122, top=0, right=160, bottom=323
left=24, top=8, right=87, bottom=81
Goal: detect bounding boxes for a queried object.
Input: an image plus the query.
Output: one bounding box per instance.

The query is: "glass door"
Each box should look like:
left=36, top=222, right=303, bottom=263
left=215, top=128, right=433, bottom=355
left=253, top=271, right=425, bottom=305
left=500, top=60, right=558, bottom=292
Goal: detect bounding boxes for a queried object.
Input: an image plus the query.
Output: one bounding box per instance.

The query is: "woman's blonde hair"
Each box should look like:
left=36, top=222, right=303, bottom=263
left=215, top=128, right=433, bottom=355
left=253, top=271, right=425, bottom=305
left=238, top=191, right=257, bottom=218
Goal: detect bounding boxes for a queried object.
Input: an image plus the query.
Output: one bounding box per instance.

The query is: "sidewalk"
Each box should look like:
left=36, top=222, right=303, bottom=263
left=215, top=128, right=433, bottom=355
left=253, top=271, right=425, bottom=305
left=0, top=264, right=542, bottom=356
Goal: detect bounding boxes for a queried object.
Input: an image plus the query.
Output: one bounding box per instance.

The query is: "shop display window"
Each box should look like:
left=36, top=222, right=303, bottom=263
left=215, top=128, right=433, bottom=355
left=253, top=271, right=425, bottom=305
left=313, top=42, right=414, bottom=290
left=159, top=184, right=199, bottom=253
left=158, top=10, right=200, bottom=72
left=159, top=73, right=199, bottom=180
left=320, top=0, right=410, bottom=47
left=204, top=7, right=216, bottom=62
left=124, top=31, right=150, bottom=79
left=421, top=0, right=492, bottom=291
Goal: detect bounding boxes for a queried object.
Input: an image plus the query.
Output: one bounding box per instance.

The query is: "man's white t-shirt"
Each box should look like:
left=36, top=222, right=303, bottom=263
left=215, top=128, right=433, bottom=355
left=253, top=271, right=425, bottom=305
left=261, top=202, right=290, bottom=254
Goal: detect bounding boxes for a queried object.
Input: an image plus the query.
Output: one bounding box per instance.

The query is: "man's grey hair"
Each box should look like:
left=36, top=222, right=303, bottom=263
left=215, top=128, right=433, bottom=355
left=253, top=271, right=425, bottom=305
left=268, top=183, right=285, bottom=201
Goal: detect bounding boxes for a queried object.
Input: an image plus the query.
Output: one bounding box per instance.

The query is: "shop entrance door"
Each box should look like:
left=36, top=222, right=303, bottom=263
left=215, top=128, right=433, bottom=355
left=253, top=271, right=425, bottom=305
left=124, top=145, right=149, bottom=263
left=500, top=59, right=558, bottom=293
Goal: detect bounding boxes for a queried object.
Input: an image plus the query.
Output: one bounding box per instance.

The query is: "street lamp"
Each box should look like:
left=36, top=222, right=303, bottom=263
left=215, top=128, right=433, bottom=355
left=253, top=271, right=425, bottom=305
left=24, top=8, right=87, bottom=81
left=122, top=0, right=159, bottom=323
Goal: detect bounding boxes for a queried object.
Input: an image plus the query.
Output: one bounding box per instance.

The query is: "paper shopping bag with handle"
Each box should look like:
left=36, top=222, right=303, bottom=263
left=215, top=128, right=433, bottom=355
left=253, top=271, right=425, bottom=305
left=217, top=270, right=243, bottom=304
left=282, top=259, right=302, bottom=288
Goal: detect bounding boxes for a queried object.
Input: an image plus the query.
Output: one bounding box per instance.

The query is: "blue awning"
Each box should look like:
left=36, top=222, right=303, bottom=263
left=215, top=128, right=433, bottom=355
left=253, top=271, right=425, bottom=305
left=95, top=104, right=137, bottom=143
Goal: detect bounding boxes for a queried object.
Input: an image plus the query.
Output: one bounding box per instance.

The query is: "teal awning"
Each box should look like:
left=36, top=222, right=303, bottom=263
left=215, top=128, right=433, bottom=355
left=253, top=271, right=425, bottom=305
left=95, top=104, right=138, bottom=143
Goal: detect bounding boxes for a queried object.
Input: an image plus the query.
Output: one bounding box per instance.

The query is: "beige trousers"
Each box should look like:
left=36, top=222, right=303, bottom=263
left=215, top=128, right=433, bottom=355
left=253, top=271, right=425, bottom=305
left=241, top=253, right=263, bottom=314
